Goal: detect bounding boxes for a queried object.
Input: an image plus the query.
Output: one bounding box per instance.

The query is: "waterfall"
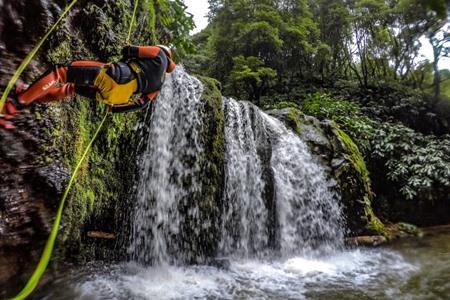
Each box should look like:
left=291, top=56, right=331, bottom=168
left=37, top=73, right=419, bottom=300
left=221, top=98, right=344, bottom=257
left=129, top=67, right=205, bottom=265
left=263, top=114, right=344, bottom=255
left=130, top=71, right=343, bottom=265
left=220, top=99, right=269, bottom=257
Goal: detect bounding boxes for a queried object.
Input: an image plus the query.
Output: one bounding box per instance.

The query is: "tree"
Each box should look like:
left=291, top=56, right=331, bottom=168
left=310, top=0, right=351, bottom=79
left=429, top=26, right=450, bottom=101
left=190, top=0, right=449, bottom=103
left=397, top=0, right=448, bottom=100
left=227, top=55, right=277, bottom=104
left=155, top=0, right=195, bottom=56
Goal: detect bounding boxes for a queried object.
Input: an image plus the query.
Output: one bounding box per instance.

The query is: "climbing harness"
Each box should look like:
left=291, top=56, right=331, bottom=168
left=8, top=0, right=140, bottom=298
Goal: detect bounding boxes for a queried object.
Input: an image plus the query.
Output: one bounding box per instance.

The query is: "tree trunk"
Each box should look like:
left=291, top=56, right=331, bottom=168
left=430, top=34, right=442, bottom=105
left=432, top=57, right=441, bottom=103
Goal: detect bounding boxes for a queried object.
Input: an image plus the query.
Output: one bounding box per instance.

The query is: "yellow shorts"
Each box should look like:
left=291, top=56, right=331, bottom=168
left=94, top=69, right=138, bottom=105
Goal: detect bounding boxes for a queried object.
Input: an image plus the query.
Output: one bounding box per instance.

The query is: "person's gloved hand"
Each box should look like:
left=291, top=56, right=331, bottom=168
left=121, top=45, right=139, bottom=59
left=0, top=96, right=25, bottom=129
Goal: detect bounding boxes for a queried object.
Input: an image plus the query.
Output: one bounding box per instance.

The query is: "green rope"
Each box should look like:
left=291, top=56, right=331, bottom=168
left=0, top=0, right=78, bottom=113
left=11, top=111, right=109, bottom=300
left=126, top=0, right=140, bottom=44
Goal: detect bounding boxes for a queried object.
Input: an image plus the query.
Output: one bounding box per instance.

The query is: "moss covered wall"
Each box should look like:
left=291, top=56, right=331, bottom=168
left=331, top=127, right=386, bottom=236
left=40, top=0, right=159, bottom=261
left=0, top=0, right=163, bottom=293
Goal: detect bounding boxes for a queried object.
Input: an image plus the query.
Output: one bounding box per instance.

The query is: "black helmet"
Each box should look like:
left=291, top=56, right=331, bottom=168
left=157, top=45, right=172, bottom=59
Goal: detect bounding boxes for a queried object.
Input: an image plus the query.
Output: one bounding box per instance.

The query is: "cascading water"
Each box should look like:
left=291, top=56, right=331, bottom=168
left=220, top=99, right=269, bottom=257
left=129, top=67, right=205, bottom=265
left=263, top=113, right=344, bottom=255
left=221, top=98, right=344, bottom=257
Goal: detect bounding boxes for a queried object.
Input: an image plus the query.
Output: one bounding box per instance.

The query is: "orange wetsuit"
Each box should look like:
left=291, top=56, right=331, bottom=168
left=3, top=45, right=176, bottom=117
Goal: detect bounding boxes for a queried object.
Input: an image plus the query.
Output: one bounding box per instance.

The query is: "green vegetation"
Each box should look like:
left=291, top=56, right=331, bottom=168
left=302, top=93, right=375, bottom=154
left=198, top=76, right=225, bottom=175
left=286, top=108, right=302, bottom=134
left=363, top=195, right=387, bottom=236
left=187, top=0, right=449, bottom=104
left=371, top=122, right=450, bottom=200
left=43, top=96, right=138, bottom=260
left=227, top=56, right=277, bottom=105
left=333, top=127, right=386, bottom=236
left=28, top=0, right=450, bottom=254
left=183, top=76, right=225, bottom=261
left=396, top=222, right=420, bottom=236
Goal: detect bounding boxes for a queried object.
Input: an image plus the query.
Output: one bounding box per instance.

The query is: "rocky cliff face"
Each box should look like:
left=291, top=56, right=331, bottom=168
left=0, top=0, right=156, bottom=296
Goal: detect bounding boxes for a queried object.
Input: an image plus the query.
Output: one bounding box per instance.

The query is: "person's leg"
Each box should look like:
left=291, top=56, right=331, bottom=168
left=17, top=61, right=105, bottom=105
left=67, top=61, right=105, bottom=100
left=35, top=83, right=75, bottom=103
left=17, top=65, right=69, bottom=105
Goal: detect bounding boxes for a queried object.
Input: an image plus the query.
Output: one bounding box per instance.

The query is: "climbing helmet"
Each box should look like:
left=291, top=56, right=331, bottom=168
left=157, top=45, right=172, bottom=59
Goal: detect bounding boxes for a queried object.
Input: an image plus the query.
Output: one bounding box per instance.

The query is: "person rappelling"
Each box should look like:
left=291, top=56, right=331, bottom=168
left=0, top=45, right=176, bottom=128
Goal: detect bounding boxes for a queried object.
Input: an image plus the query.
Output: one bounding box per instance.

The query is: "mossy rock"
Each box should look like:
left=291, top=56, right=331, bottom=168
left=266, top=109, right=386, bottom=237
left=329, top=123, right=386, bottom=237
left=385, top=222, right=422, bottom=239
left=179, top=75, right=225, bottom=262
left=44, top=97, right=140, bottom=262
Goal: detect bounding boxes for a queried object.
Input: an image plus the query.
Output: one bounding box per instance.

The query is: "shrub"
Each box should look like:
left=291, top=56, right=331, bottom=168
left=301, top=92, right=376, bottom=154
left=371, top=122, right=450, bottom=200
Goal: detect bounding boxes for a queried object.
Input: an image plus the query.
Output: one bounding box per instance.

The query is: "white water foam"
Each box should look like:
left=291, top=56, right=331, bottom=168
left=263, top=114, right=344, bottom=255
left=41, top=249, right=418, bottom=300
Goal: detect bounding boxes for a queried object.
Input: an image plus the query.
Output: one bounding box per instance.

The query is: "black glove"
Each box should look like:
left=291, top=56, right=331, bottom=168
left=121, top=45, right=139, bottom=59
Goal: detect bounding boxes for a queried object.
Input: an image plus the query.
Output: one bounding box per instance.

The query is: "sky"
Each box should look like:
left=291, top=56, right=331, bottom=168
left=184, top=0, right=450, bottom=70
left=185, top=0, right=209, bottom=34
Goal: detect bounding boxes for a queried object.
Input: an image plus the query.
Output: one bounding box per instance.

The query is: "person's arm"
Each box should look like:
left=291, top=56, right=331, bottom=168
left=122, top=45, right=176, bottom=72
left=167, top=59, right=176, bottom=73
left=122, top=45, right=161, bottom=59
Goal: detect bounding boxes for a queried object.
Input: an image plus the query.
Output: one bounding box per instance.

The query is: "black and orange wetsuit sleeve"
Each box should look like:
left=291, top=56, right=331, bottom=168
left=123, top=45, right=176, bottom=72
left=167, top=59, right=176, bottom=73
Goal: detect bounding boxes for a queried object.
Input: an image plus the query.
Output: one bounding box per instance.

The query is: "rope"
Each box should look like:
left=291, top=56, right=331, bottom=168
left=126, top=0, right=140, bottom=44
left=9, top=0, right=141, bottom=298
left=0, top=0, right=78, bottom=113
left=11, top=111, right=109, bottom=300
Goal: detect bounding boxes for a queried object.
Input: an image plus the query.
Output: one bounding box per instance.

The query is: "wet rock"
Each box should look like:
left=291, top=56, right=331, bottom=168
left=331, top=158, right=345, bottom=169
left=207, top=258, right=231, bottom=270
left=29, top=164, right=70, bottom=197
left=0, top=130, right=28, bottom=164
left=345, top=235, right=387, bottom=247
left=0, top=126, right=54, bottom=297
